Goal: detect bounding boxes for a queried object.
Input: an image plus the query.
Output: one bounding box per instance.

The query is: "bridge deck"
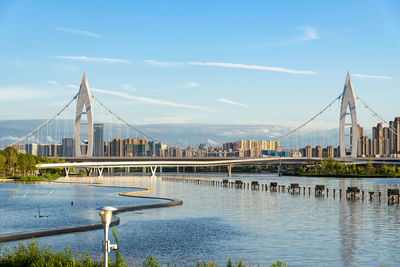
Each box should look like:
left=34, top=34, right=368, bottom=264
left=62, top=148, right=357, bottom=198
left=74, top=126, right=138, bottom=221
left=37, top=157, right=400, bottom=169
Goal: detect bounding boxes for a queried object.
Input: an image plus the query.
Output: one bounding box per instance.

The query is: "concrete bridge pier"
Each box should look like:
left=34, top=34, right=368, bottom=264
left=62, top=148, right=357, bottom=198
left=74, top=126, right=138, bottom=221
left=150, top=166, right=158, bottom=177
left=85, top=167, right=92, bottom=176
left=97, top=167, right=104, bottom=177
left=64, top=167, right=70, bottom=177
left=227, top=165, right=232, bottom=177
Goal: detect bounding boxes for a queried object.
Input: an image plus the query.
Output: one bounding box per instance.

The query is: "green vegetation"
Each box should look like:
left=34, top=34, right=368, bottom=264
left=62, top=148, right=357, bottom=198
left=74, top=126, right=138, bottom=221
left=289, top=158, right=400, bottom=178
left=0, top=147, right=64, bottom=181
left=0, top=239, right=289, bottom=267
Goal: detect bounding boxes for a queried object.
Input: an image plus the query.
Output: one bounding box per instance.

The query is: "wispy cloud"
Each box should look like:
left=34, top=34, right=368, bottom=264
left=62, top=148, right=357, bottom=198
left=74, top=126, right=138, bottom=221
left=55, top=27, right=101, bottom=38
left=53, top=56, right=131, bottom=63
left=183, top=82, right=200, bottom=88
left=188, top=61, right=316, bottom=75
left=48, top=80, right=61, bottom=87
left=298, top=26, right=319, bottom=41
left=91, top=88, right=211, bottom=111
left=217, top=98, right=247, bottom=107
left=0, top=135, right=20, bottom=142
left=143, top=60, right=183, bottom=67
left=143, top=59, right=315, bottom=74
left=67, top=84, right=79, bottom=89
left=120, top=83, right=136, bottom=91
left=353, top=73, right=393, bottom=80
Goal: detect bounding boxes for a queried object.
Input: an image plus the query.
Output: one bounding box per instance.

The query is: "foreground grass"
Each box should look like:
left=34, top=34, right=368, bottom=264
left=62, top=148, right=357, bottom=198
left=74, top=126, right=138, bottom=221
left=0, top=240, right=126, bottom=267
left=0, top=240, right=288, bottom=267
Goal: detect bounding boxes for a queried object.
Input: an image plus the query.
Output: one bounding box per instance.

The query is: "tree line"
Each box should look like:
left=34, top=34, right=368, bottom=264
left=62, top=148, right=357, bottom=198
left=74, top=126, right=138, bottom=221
left=0, top=146, right=62, bottom=179
left=295, top=158, right=400, bottom=177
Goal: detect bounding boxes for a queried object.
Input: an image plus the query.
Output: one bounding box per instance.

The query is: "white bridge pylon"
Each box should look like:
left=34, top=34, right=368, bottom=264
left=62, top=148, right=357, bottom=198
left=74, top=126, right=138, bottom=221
left=339, top=72, right=358, bottom=158
left=74, top=72, right=94, bottom=157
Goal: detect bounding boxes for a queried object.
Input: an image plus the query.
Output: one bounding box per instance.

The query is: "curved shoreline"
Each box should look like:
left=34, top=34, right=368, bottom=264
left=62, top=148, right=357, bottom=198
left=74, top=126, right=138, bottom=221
left=0, top=183, right=183, bottom=243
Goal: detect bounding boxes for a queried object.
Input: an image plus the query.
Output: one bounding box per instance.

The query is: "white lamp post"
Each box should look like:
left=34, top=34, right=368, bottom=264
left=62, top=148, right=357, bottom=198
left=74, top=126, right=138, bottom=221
left=99, top=206, right=118, bottom=267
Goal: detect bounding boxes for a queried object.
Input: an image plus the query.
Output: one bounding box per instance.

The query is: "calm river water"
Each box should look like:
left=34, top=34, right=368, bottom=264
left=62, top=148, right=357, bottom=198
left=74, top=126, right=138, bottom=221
left=1, top=174, right=400, bottom=266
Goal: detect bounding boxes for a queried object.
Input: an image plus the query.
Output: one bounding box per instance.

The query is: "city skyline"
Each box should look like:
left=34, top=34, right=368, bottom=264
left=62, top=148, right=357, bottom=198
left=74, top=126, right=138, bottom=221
left=0, top=1, right=399, bottom=128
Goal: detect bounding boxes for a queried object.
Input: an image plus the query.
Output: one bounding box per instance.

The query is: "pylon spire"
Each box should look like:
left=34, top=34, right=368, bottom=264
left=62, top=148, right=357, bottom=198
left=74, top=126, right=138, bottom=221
left=74, top=72, right=94, bottom=157
left=339, top=72, right=358, bottom=158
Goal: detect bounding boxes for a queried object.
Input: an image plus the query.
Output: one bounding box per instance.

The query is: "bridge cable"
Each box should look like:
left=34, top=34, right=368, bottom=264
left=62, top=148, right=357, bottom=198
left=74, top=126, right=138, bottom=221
left=275, top=93, right=343, bottom=141
left=91, top=94, right=176, bottom=148
left=9, top=93, right=79, bottom=147
left=356, top=95, right=400, bottom=138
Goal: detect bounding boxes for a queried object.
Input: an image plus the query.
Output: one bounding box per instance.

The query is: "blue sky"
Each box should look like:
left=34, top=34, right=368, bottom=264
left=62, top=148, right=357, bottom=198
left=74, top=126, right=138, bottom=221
left=0, top=0, right=399, bottom=127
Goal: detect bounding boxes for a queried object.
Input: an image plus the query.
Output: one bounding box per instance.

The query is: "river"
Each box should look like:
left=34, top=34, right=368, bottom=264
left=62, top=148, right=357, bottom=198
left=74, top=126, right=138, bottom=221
left=1, top=174, right=400, bottom=266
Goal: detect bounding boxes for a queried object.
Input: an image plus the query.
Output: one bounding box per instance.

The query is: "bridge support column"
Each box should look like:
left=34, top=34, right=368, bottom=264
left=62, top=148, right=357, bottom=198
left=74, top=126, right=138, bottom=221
left=85, top=168, right=91, bottom=176
left=194, top=166, right=196, bottom=173
left=150, top=166, right=157, bottom=177
left=228, top=165, right=232, bottom=177
left=97, top=167, right=104, bottom=177
left=64, top=167, right=70, bottom=177
left=159, top=166, right=162, bottom=173
left=177, top=167, right=179, bottom=173
left=278, top=159, right=282, bottom=177
left=143, top=167, right=147, bottom=173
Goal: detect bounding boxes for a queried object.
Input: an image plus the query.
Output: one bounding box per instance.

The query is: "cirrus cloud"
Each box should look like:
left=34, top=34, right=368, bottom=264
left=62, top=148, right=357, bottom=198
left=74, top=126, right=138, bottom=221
left=143, top=59, right=315, bottom=74
left=217, top=98, right=247, bottom=107
left=53, top=56, right=131, bottom=63
left=55, top=27, right=101, bottom=38
left=91, top=88, right=212, bottom=111
left=353, top=73, right=393, bottom=80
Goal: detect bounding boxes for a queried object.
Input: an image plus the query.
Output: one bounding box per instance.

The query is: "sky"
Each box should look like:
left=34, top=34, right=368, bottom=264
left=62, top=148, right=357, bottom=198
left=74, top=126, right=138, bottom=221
left=0, top=0, right=399, bottom=128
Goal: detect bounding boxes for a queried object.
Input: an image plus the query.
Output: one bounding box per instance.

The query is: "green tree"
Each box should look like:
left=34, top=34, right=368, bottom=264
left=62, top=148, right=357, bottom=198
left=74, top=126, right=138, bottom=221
left=0, top=152, right=6, bottom=175
left=26, top=154, right=37, bottom=175
left=17, top=153, right=28, bottom=176
left=4, top=146, right=18, bottom=175
left=333, top=161, right=343, bottom=175
left=366, top=157, right=375, bottom=174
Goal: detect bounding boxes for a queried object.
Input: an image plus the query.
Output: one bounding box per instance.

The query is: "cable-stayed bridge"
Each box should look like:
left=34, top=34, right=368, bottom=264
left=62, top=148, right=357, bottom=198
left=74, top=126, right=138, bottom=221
left=7, top=72, right=400, bottom=175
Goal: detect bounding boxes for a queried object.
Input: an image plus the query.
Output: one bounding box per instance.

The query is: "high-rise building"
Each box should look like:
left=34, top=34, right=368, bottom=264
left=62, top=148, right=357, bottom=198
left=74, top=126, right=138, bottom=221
left=304, top=145, right=312, bottom=158
left=62, top=138, right=74, bottom=157
left=25, top=144, right=38, bottom=156
left=313, top=146, right=323, bottom=157
left=109, top=137, right=123, bottom=157
left=93, top=123, right=104, bottom=157
left=50, top=144, right=62, bottom=157
left=38, top=144, right=51, bottom=157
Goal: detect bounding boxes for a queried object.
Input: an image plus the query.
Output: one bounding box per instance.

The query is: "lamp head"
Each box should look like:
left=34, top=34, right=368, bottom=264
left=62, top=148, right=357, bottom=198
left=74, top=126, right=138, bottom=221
left=99, top=206, right=117, bottom=225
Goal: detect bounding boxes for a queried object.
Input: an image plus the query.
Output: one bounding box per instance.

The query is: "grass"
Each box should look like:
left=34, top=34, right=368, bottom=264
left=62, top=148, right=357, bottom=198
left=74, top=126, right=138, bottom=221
left=0, top=240, right=290, bottom=267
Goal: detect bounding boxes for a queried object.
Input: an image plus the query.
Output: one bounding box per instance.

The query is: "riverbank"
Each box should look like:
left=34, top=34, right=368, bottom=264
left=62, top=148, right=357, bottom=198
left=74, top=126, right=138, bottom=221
left=285, top=158, right=400, bottom=178
left=0, top=173, right=61, bottom=181
left=282, top=171, right=400, bottom=178
left=0, top=239, right=288, bottom=267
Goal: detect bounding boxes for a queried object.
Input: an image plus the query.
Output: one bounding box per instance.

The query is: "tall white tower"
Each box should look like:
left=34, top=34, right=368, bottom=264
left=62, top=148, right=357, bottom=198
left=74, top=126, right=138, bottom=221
left=74, top=72, right=94, bottom=157
left=339, top=72, right=358, bottom=158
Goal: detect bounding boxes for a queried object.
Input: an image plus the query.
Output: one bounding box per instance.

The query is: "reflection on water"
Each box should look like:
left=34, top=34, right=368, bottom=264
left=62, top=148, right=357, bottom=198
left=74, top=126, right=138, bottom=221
left=2, top=175, right=400, bottom=266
